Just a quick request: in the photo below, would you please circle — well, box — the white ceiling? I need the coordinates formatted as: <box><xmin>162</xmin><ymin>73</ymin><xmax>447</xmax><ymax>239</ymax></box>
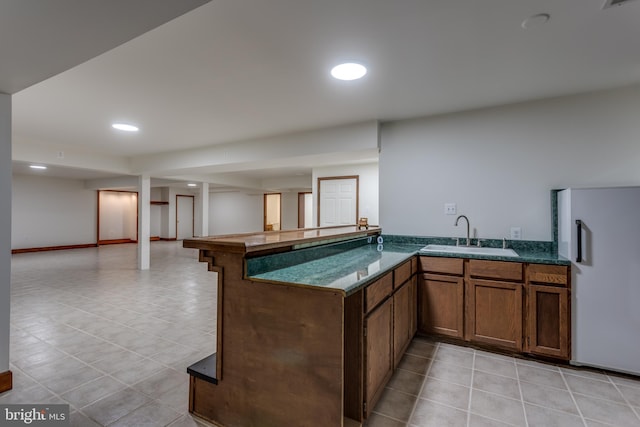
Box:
<box><xmin>8</xmin><ymin>0</ymin><xmax>640</xmax><ymax>187</ymax></box>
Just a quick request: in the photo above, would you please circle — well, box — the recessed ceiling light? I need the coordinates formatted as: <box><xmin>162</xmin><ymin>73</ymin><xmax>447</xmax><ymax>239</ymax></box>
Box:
<box><xmin>112</xmin><ymin>123</ymin><xmax>139</xmax><ymax>132</ymax></box>
<box><xmin>331</xmin><ymin>62</ymin><xmax>367</xmax><ymax>81</ymax></box>
<box><xmin>187</xmin><ymin>183</ymin><xmax>197</xmax><ymax>187</ymax></box>
<box><xmin>30</xmin><ymin>165</ymin><xmax>47</xmax><ymax>170</ymax></box>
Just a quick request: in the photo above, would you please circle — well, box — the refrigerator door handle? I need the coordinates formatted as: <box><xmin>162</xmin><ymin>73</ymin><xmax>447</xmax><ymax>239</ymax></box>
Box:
<box><xmin>576</xmin><ymin>219</ymin><xmax>583</xmax><ymax>262</ymax></box>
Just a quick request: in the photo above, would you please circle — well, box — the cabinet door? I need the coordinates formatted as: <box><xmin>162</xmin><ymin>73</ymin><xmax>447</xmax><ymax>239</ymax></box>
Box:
<box><xmin>468</xmin><ymin>278</ymin><xmax>523</xmax><ymax>351</ymax></box>
<box><xmin>393</xmin><ymin>279</ymin><xmax>415</xmax><ymax>368</ymax></box>
<box><xmin>419</xmin><ymin>274</ymin><xmax>464</xmax><ymax>339</ymax></box>
<box><xmin>364</xmin><ymin>297</ymin><xmax>393</xmax><ymax>418</ymax></box>
<box><xmin>527</xmin><ymin>285</ymin><xmax>569</xmax><ymax>360</ymax></box>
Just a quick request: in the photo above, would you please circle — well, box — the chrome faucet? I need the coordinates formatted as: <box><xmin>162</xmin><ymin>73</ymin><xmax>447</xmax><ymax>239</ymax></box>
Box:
<box><xmin>455</xmin><ymin>215</ymin><xmax>470</xmax><ymax>246</ymax></box>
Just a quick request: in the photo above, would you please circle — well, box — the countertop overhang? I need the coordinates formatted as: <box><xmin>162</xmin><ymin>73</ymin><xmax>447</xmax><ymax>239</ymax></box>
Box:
<box><xmin>183</xmin><ymin>225</ymin><xmax>381</xmax><ymax>254</ymax></box>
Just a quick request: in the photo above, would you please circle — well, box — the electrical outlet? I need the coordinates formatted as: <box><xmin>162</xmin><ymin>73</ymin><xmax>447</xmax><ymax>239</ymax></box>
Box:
<box><xmin>444</xmin><ymin>203</ymin><xmax>457</xmax><ymax>215</ymax></box>
<box><xmin>510</xmin><ymin>227</ymin><xmax>522</xmax><ymax>240</ymax></box>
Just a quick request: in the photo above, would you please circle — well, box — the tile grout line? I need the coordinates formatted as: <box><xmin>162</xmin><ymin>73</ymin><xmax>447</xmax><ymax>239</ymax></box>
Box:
<box><xmin>465</xmin><ymin>349</ymin><xmax>475</xmax><ymax>427</ymax></box>
<box><xmin>515</xmin><ymin>356</ymin><xmax>530</xmax><ymax>427</ymax></box>
<box><xmin>404</xmin><ymin>340</ymin><xmax>439</xmax><ymax>426</ymax></box>
<box><xmin>605</xmin><ymin>373</ymin><xmax>640</xmax><ymax>422</ymax></box>
<box><xmin>558</xmin><ymin>368</ymin><xmax>589</xmax><ymax>427</ymax></box>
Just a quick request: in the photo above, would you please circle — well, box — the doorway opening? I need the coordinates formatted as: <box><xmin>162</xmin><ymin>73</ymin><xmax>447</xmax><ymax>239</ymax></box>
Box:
<box><xmin>298</xmin><ymin>192</ymin><xmax>313</xmax><ymax>228</ymax></box>
<box><xmin>264</xmin><ymin>193</ymin><xmax>282</xmax><ymax>231</ymax></box>
<box><xmin>97</xmin><ymin>190</ymin><xmax>138</xmax><ymax>245</ymax></box>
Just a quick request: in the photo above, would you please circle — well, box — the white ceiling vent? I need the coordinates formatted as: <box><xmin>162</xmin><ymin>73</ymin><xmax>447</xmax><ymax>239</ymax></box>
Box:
<box><xmin>603</xmin><ymin>0</ymin><xmax>640</xmax><ymax>9</ymax></box>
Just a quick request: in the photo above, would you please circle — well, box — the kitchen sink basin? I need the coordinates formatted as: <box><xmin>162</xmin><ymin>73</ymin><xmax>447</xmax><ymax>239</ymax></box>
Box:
<box><xmin>420</xmin><ymin>244</ymin><xmax>519</xmax><ymax>257</ymax></box>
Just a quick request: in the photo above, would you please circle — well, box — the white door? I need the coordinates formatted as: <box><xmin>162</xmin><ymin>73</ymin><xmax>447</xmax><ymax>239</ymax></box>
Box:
<box><xmin>177</xmin><ymin>195</ymin><xmax>194</xmax><ymax>240</ymax></box>
<box><xmin>319</xmin><ymin>177</ymin><xmax>358</xmax><ymax>227</ymax></box>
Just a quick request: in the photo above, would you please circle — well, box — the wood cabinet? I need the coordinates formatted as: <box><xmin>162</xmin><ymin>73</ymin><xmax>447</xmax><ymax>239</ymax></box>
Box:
<box><xmin>348</xmin><ymin>258</ymin><xmax>418</xmax><ymax>420</ymax></box>
<box><xmin>467</xmin><ymin>278</ymin><xmax>523</xmax><ymax>351</ymax></box>
<box><xmin>364</xmin><ymin>297</ymin><xmax>393</xmax><ymax>416</ymax></box>
<box><xmin>393</xmin><ymin>276</ymin><xmax>416</xmax><ymax>368</ymax></box>
<box><xmin>467</xmin><ymin>260</ymin><xmax>524</xmax><ymax>351</ymax></box>
<box><xmin>419</xmin><ymin>257</ymin><xmax>464</xmax><ymax>338</ymax></box>
<box><xmin>526</xmin><ymin>264</ymin><xmax>570</xmax><ymax>359</ymax></box>
<box><xmin>418</xmin><ymin>256</ymin><xmax>570</xmax><ymax>361</ymax></box>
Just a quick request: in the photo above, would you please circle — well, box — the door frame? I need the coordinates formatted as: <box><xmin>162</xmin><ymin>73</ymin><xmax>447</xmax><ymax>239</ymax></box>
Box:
<box><xmin>263</xmin><ymin>193</ymin><xmax>282</xmax><ymax>231</ymax></box>
<box><xmin>97</xmin><ymin>189</ymin><xmax>139</xmax><ymax>245</ymax></box>
<box><xmin>176</xmin><ymin>194</ymin><xmax>195</xmax><ymax>239</ymax></box>
<box><xmin>317</xmin><ymin>176</ymin><xmax>359</xmax><ymax>227</ymax></box>
<box><xmin>297</xmin><ymin>192</ymin><xmax>312</xmax><ymax>229</ymax></box>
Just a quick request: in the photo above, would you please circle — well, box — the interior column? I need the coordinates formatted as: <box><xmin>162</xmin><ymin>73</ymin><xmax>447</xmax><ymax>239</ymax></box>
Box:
<box><xmin>200</xmin><ymin>182</ymin><xmax>209</xmax><ymax>237</ymax></box>
<box><xmin>137</xmin><ymin>175</ymin><xmax>151</xmax><ymax>270</ymax></box>
<box><xmin>0</xmin><ymin>93</ymin><xmax>12</xmax><ymax>391</ymax></box>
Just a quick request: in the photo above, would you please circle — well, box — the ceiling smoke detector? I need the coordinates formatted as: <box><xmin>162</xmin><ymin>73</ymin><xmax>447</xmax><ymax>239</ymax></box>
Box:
<box><xmin>521</xmin><ymin>13</ymin><xmax>550</xmax><ymax>30</ymax></box>
<box><xmin>603</xmin><ymin>0</ymin><xmax>640</xmax><ymax>9</ymax></box>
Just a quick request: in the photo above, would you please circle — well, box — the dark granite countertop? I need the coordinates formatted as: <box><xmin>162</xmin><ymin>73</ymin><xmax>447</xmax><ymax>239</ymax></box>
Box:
<box><xmin>248</xmin><ymin>238</ymin><xmax>569</xmax><ymax>296</ymax></box>
<box><xmin>417</xmin><ymin>247</ymin><xmax>570</xmax><ymax>265</ymax></box>
<box><xmin>248</xmin><ymin>242</ymin><xmax>420</xmax><ymax>295</ymax></box>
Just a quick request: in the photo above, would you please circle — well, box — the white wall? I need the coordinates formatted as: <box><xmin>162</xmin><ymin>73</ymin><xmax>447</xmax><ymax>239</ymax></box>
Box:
<box><xmin>208</xmin><ymin>191</ymin><xmax>263</xmax><ymax>235</ymax></box>
<box><xmin>151</xmin><ymin>205</ymin><xmax>161</xmax><ymax>237</ymax></box>
<box><xmin>150</xmin><ymin>187</ymin><xmax>162</xmax><ymax>236</ymax></box>
<box><xmin>380</xmin><ymin>84</ymin><xmax>640</xmax><ymax>241</ymax></box>
<box><xmin>312</xmin><ymin>163</ymin><xmax>379</xmax><ymax>227</ymax></box>
<box><xmin>12</xmin><ymin>175</ymin><xmax>97</xmax><ymax>249</ymax></box>
<box><xmin>281</xmin><ymin>192</ymin><xmax>299</xmax><ymax>230</ymax></box>
<box><xmin>1</xmin><ymin>93</ymin><xmax>11</xmax><ymax>375</ymax></box>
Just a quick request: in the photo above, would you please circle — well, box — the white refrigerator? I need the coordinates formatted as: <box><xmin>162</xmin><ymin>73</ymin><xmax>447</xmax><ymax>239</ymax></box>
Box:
<box><xmin>558</xmin><ymin>187</ymin><xmax>640</xmax><ymax>375</ymax></box>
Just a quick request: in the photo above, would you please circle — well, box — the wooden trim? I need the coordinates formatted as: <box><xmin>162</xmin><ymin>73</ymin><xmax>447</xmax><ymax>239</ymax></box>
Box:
<box><xmin>317</xmin><ymin>175</ymin><xmax>359</xmax><ymax>227</ymax></box>
<box><xmin>0</xmin><ymin>370</ymin><xmax>12</xmax><ymax>393</ymax></box>
<box><xmin>159</xmin><ymin>237</ymin><xmax>178</xmax><ymax>241</ymax></box>
<box><xmin>96</xmin><ymin>190</ymin><xmax>100</xmax><ymax>245</ymax></box>
<box><xmin>150</xmin><ymin>236</ymin><xmax>160</xmax><ymax>241</ymax></box>
<box><xmin>150</xmin><ymin>200</ymin><xmax>169</xmax><ymax>205</ymax></box>
<box><xmin>12</xmin><ymin>243</ymin><xmax>98</xmax><ymax>254</ymax></box>
<box><xmin>343</xmin><ymin>290</ymin><xmax>363</xmax><ymax>421</ymax></box>
<box><xmin>216</xmin><ymin>264</ymin><xmax>224</xmax><ymax>381</ymax></box>
<box><xmin>97</xmin><ymin>239</ymin><xmax>137</xmax><ymax>245</ymax></box>
<box><xmin>189</xmin><ymin>376</ymin><xmax>196</xmax><ymax>413</ymax></box>
<box><xmin>176</xmin><ymin>195</ymin><xmax>195</xmax><ymax>239</ymax></box>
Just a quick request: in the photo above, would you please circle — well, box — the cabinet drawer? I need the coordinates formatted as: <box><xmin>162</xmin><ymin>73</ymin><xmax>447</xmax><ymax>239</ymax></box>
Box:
<box><xmin>394</xmin><ymin>260</ymin><xmax>412</xmax><ymax>289</ymax></box>
<box><xmin>468</xmin><ymin>260</ymin><xmax>523</xmax><ymax>281</ymax></box>
<box><xmin>527</xmin><ymin>264</ymin><xmax>569</xmax><ymax>287</ymax></box>
<box><xmin>420</xmin><ymin>257</ymin><xmax>464</xmax><ymax>275</ymax></box>
<box><xmin>365</xmin><ymin>272</ymin><xmax>393</xmax><ymax>313</ymax></box>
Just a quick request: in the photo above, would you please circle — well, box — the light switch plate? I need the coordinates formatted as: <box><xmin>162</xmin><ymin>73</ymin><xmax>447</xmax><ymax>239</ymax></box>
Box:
<box><xmin>444</xmin><ymin>203</ymin><xmax>457</xmax><ymax>215</ymax></box>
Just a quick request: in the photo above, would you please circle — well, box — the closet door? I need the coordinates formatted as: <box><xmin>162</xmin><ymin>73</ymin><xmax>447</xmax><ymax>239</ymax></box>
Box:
<box><xmin>176</xmin><ymin>195</ymin><xmax>194</xmax><ymax>239</ymax></box>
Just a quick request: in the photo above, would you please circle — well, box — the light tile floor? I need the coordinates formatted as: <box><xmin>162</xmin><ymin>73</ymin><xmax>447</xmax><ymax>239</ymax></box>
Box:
<box><xmin>367</xmin><ymin>339</ymin><xmax>640</xmax><ymax>427</ymax></box>
<box><xmin>2</xmin><ymin>242</ymin><xmax>639</xmax><ymax>427</ymax></box>
<box><xmin>3</xmin><ymin>242</ymin><xmax>216</xmax><ymax>426</ymax></box>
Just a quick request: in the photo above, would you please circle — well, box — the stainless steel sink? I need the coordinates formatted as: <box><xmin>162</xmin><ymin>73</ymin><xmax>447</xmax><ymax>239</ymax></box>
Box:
<box><xmin>420</xmin><ymin>244</ymin><xmax>519</xmax><ymax>257</ymax></box>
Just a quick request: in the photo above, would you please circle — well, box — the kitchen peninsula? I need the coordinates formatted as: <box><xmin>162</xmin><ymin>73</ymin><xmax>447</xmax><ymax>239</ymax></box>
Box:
<box><xmin>183</xmin><ymin>226</ymin><xmax>570</xmax><ymax>427</ymax></box>
<box><xmin>183</xmin><ymin>226</ymin><xmax>420</xmax><ymax>427</ymax></box>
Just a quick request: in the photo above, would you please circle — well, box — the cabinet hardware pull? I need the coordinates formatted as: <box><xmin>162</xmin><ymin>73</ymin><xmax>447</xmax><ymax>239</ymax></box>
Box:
<box><xmin>575</xmin><ymin>220</ymin><xmax>583</xmax><ymax>263</ymax></box>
